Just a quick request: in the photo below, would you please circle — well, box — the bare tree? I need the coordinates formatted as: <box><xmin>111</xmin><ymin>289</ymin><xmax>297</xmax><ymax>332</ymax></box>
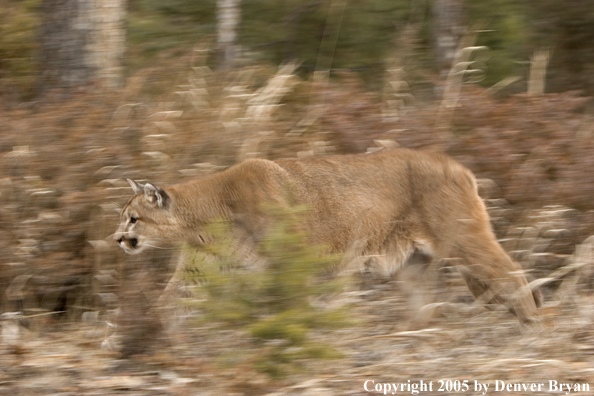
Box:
<box><xmin>217</xmin><ymin>0</ymin><xmax>242</xmax><ymax>70</ymax></box>
<box><xmin>39</xmin><ymin>0</ymin><xmax>125</xmax><ymax>91</ymax></box>
<box><xmin>432</xmin><ymin>0</ymin><xmax>465</xmax><ymax>79</ymax></box>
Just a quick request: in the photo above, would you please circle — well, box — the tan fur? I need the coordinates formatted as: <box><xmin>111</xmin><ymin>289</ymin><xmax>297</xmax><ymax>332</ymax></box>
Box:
<box><xmin>114</xmin><ymin>148</ymin><xmax>540</xmax><ymax>322</ymax></box>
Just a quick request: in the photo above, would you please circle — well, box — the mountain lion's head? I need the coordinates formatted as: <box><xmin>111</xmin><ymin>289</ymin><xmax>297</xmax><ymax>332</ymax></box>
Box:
<box><xmin>114</xmin><ymin>179</ymin><xmax>173</xmax><ymax>255</ymax></box>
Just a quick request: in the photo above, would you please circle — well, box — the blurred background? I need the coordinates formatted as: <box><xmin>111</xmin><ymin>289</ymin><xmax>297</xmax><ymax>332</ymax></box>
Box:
<box><xmin>1</xmin><ymin>0</ymin><xmax>594</xmax><ymax>394</ymax></box>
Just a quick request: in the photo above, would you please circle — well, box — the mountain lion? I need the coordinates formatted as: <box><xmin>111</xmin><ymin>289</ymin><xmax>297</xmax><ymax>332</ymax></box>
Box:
<box><xmin>114</xmin><ymin>148</ymin><xmax>541</xmax><ymax>322</ymax></box>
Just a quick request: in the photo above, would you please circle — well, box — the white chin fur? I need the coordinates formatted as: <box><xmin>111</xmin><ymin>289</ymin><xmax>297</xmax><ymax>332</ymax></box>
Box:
<box><xmin>120</xmin><ymin>243</ymin><xmax>145</xmax><ymax>255</ymax></box>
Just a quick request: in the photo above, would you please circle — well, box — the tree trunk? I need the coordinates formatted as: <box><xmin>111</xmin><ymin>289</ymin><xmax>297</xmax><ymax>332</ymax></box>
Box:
<box><xmin>90</xmin><ymin>0</ymin><xmax>126</xmax><ymax>89</ymax></box>
<box><xmin>39</xmin><ymin>0</ymin><xmax>125</xmax><ymax>91</ymax></box>
<box><xmin>217</xmin><ymin>0</ymin><xmax>242</xmax><ymax>70</ymax></box>
<box><xmin>432</xmin><ymin>0</ymin><xmax>465</xmax><ymax>79</ymax></box>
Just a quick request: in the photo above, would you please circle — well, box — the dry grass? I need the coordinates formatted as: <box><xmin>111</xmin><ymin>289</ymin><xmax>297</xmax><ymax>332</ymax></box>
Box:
<box><xmin>2</xmin><ymin>275</ymin><xmax>594</xmax><ymax>395</ymax></box>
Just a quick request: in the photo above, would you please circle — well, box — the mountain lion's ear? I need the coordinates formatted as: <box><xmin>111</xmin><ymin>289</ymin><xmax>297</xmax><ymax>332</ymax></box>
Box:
<box><xmin>127</xmin><ymin>179</ymin><xmax>144</xmax><ymax>194</ymax></box>
<box><xmin>143</xmin><ymin>183</ymin><xmax>168</xmax><ymax>208</ymax></box>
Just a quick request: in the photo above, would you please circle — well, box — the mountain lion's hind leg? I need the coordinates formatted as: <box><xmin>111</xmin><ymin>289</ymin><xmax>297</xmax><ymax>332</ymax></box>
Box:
<box><xmin>447</xmin><ymin>231</ymin><xmax>539</xmax><ymax>323</ymax></box>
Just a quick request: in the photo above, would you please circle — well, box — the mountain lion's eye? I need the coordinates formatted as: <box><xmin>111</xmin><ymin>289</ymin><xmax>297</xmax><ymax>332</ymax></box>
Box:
<box><xmin>130</xmin><ymin>217</ymin><xmax>138</xmax><ymax>224</ymax></box>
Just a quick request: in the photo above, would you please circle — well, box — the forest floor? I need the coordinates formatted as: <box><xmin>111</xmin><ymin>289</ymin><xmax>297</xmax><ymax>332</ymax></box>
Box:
<box><xmin>2</xmin><ymin>277</ymin><xmax>594</xmax><ymax>396</ymax></box>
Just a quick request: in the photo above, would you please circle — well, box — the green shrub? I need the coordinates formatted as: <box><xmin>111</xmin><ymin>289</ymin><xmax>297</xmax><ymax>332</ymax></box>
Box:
<box><xmin>183</xmin><ymin>205</ymin><xmax>353</xmax><ymax>378</ymax></box>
